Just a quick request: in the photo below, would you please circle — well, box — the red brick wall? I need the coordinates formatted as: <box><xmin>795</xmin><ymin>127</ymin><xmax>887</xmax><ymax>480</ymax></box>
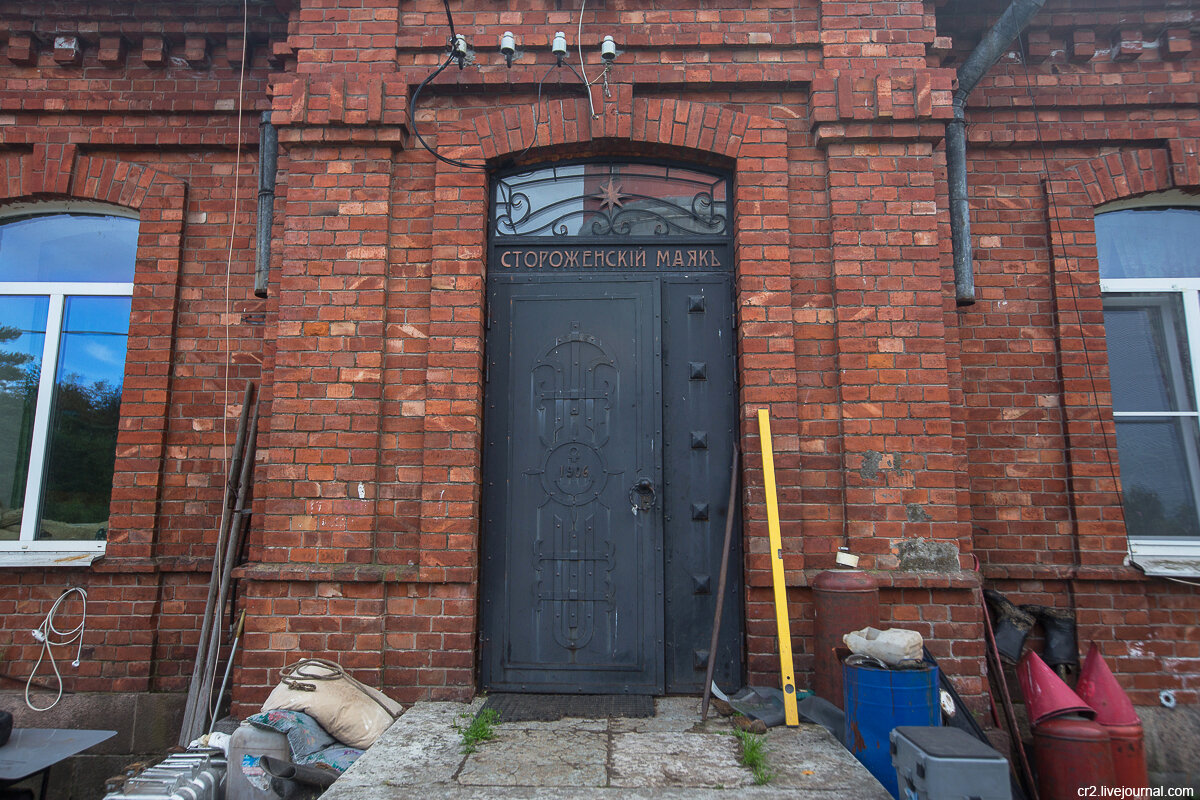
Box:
<box><xmin>0</xmin><ymin>0</ymin><xmax>1195</xmax><ymax>733</ymax></box>
<box><xmin>0</xmin><ymin>2</ymin><xmax>283</xmax><ymax>703</ymax></box>
<box><xmin>941</xmin><ymin>3</ymin><xmax>1200</xmax><ymax>705</ymax></box>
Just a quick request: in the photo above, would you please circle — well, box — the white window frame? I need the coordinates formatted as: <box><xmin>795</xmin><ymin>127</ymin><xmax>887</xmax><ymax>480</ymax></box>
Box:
<box><xmin>1</xmin><ymin>205</ymin><xmax>137</xmax><ymax>566</ymax></box>
<box><xmin>1100</xmin><ymin>205</ymin><xmax>1200</xmax><ymax>577</ymax></box>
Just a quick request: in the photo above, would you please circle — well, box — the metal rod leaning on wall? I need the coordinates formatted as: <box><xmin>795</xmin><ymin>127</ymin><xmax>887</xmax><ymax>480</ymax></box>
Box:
<box><xmin>178</xmin><ymin>381</ymin><xmax>255</xmax><ymax>746</ymax></box>
<box><xmin>190</xmin><ymin>399</ymin><xmax>259</xmax><ymax>743</ymax></box>
<box><xmin>757</xmin><ymin>409</ymin><xmax>799</xmax><ymax>726</ymax></box>
<box><xmin>209</xmin><ymin>610</ymin><xmax>247</xmax><ymax>735</ymax></box>
<box><xmin>701</xmin><ymin>443</ymin><xmax>740</xmax><ymax>722</ymax></box>
<box><xmin>981</xmin><ymin>587</ymin><xmax>1039</xmax><ymax>800</ymax></box>
<box><xmin>197</xmin><ymin>511</ymin><xmax>246</xmax><ymax>734</ymax></box>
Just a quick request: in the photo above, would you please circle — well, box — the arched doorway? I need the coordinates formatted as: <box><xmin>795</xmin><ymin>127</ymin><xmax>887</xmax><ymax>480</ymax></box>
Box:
<box><xmin>479</xmin><ymin>160</ymin><xmax>742</xmax><ymax>694</ymax></box>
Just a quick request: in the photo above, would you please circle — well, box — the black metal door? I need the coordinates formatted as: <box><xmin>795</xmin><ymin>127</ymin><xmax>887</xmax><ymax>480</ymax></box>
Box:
<box><xmin>480</xmin><ymin>160</ymin><xmax>742</xmax><ymax>695</ymax></box>
<box><xmin>661</xmin><ymin>277</ymin><xmax>742</xmax><ymax>693</ymax></box>
<box><xmin>481</xmin><ymin>280</ymin><xmax>664</xmax><ymax>693</ymax></box>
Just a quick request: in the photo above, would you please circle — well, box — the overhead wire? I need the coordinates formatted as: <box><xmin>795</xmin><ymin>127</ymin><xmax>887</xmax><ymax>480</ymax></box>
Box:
<box><xmin>1014</xmin><ymin>38</ymin><xmax>1092</xmax><ymax>615</ymax></box>
<box><xmin>407</xmin><ymin>52</ymin><xmax>488</xmax><ymax>171</ymax></box>
<box><xmin>512</xmin><ymin>63</ymin><xmax>573</xmax><ymax>166</ymax></box>
<box><xmin>441</xmin><ymin>0</ymin><xmax>457</xmax><ymax>44</ymax></box>
<box><xmin>1016</xmin><ymin>38</ymin><xmax>1154</xmax><ymax>596</ymax></box>
<box><xmin>577</xmin><ymin>0</ymin><xmax>599</xmax><ymax>118</ymax></box>
<box><xmin>220</xmin><ymin>0</ymin><xmax>250</xmax><ymax>571</ymax></box>
<box><xmin>1018</xmin><ymin>39</ymin><xmax>1117</xmax><ymax>487</ymax></box>
<box><xmin>409</xmin><ymin>0</ymin><xmax>598</xmax><ymax>169</ymax></box>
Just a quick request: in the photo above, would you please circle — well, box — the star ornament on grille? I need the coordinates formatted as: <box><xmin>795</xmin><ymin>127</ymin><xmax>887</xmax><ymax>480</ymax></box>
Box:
<box><xmin>595</xmin><ymin>178</ymin><xmax>627</xmax><ymax>210</ymax></box>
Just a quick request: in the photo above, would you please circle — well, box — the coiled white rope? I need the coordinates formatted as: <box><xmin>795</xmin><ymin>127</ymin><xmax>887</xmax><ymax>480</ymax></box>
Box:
<box><xmin>26</xmin><ymin>587</ymin><xmax>87</xmax><ymax>711</ymax></box>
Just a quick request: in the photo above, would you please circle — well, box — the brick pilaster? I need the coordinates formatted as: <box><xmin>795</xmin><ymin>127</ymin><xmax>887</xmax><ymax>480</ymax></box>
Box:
<box><xmin>825</xmin><ymin>139</ymin><xmax>969</xmax><ymax>566</ymax></box>
<box><xmin>258</xmin><ymin>144</ymin><xmax>393</xmax><ymax>567</ymax></box>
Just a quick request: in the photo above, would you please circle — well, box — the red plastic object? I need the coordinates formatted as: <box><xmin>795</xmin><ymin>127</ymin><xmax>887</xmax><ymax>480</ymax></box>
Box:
<box><xmin>1076</xmin><ymin>643</ymin><xmax>1139</xmax><ymax>725</ymax></box>
<box><xmin>812</xmin><ymin>569</ymin><xmax>878</xmax><ymax>708</ymax></box>
<box><xmin>1075</xmin><ymin>644</ymin><xmax>1148</xmax><ymax>789</ymax></box>
<box><xmin>1018</xmin><ymin>650</ymin><xmax>1095</xmax><ymax>726</ymax></box>
<box><xmin>1033</xmin><ymin>716</ymin><xmax>1116</xmax><ymax>800</ymax></box>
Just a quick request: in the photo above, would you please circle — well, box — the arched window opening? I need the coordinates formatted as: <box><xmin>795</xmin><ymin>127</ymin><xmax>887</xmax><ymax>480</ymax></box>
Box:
<box><xmin>0</xmin><ymin>211</ymin><xmax>138</xmax><ymax>553</ymax></box>
<box><xmin>1099</xmin><ymin>206</ymin><xmax>1200</xmax><ymax>554</ymax></box>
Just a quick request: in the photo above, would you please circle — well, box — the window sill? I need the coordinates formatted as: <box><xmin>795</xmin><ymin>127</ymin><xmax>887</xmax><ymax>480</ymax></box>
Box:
<box><xmin>1128</xmin><ymin>539</ymin><xmax>1200</xmax><ymax>578</ymax></box>
<box><xmin>0</xmin><ymin>543</ymin><xmax>105</xmax><ymax>568</ymax></box>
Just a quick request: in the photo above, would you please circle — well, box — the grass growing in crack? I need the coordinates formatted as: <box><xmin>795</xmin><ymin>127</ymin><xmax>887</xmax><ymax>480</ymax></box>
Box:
<box><xmin>455</xmin><ymin>708</ymin><xmax>500</xmax><ymax>754</ymax></box>
<box><xmin>734</xmin><ymin>728</ymin><xmax>773</xmax><ymax>785</ymax></box>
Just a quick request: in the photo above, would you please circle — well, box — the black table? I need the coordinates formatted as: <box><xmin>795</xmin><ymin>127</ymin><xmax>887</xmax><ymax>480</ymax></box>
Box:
<box><xmin>0</xmin><ymin>729</ymin><xmax>116</xmax><ymax>800</ymax></box>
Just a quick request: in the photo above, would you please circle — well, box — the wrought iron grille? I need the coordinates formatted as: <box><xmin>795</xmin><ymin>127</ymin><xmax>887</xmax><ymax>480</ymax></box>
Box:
<box><xmin>492</xmin><ymin>162</ymin><xmax>729</xmax><ymax>239</ymax></box>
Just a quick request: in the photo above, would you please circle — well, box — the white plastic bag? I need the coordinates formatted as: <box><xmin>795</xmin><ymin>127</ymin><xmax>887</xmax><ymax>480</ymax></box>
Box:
<box><xmin>843</xmin><ymin>626</ymin><xmax>923</xmax><ymax>665</ymax></box>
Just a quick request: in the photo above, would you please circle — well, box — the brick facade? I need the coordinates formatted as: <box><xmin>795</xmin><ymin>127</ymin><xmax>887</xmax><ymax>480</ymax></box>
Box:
<box><xmin>0</xmin><ymin>0</ymin><xmax>1197</xmax><ymax>792</ymax></box>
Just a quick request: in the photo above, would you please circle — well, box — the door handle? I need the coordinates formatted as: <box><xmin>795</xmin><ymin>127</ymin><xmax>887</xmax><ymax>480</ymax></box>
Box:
<box><xmin>629</xmin><ymin>478</ymin><xmax>657</xmax><ymax>515</ymax></box>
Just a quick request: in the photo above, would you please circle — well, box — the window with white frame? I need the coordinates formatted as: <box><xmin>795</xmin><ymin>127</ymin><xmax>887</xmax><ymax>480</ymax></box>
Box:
<box><xmin>0</xmin><ymin>210</ymin><xmax>137</xmax><ymax>564</ymax></box>
<box><xmin>1098</xmin><ymin>204</ymin><xmax>1200</xmax><ymax>575</ymax></box>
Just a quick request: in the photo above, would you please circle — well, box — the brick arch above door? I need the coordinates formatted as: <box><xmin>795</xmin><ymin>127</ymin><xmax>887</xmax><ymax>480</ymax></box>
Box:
<box><xmin>416</xmin><ymin>96</ymin><xmax>803</xmax><ymax>584</ymax></box>
<box><xmin>468</xmin><ymin>92</ymin><xmax>762</xmax><ymax>163</ymax></box>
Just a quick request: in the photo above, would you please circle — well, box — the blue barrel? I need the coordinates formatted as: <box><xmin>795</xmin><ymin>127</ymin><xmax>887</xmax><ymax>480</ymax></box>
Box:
<box><xmin>843</xmin><ymin>660</ymin><xmax>940</xmax><ymax>798</ymax></box>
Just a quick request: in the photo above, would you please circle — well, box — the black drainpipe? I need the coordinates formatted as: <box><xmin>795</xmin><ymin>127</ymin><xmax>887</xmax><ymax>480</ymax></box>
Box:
<box><xmin>255</xmin><ymin>110</ymin><xmax>278</xmax><ymax>298</ymax></box>
<box><xmin>948</xmin><ymin>0</ymin><xmax>1046</xmax><ymax>306</ymax></box>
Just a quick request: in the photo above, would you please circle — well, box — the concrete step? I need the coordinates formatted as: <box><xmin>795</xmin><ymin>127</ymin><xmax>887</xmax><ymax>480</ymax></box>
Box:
<box><xmin>322</xmin><ymin>697</ymin><xmax>891</xmax><ymax>800</ymax></box>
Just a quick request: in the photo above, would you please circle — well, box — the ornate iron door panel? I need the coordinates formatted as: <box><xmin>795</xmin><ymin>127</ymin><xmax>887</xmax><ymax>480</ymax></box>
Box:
<box><xmin>481</xmin><ymin>280</ymin><xmax>664</xmax><ymax>693</ymax></box>
<box><xmin>661</xmin><ymin>277</ymin><xmax>743</xmax><ymax>693</ymax></box>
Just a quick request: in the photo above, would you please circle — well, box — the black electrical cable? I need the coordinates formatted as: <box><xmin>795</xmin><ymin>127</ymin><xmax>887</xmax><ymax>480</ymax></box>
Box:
<box><xmin>405</xmin><ymin>0</ymin><xmax>484</xmax><ymax>169</ymax></box>
<box><xmin>409</xmin><ymin>54</ymin><xmax>593</xmax><ymax>172</ymax></box>
<box><xmin>441</xmin><ymin>0</ymin><xmax>457</xmax><ymax>46</ymax></box>
<box><xmin>512</xmin><ymin>62</ymin><xmax>586</xmax><ymax>164</ymax></box>
<box><xmin>409</xmin><ymin>0</ymin><xmax>597</xmax><ymax>171</ymax></box>
<box><xmin>1017</xmin><ymin>37</ymin><xmax>1116</xmax><ymax>595</ymax></box>
<box><xmin>408</xmin><ymin>51</ymin><xmax>487</xmax><ymax>171</ymax></box>
<box><xmin>554</xmin><ymin>58</ymin><xmax>589</xmax><ymax>89</ymax></box>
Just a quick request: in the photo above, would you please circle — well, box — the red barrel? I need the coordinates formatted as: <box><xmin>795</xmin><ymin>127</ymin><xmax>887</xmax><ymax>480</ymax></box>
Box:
<box><xmin>1033</xmin><ymin>716</ymin><xmax>1116</xmax><ymax>800</ymax></box>
<box><xmin>1105</xmin><ymin>721</ymin><xmax>1149</xmax><ymax>789</ymax></box>
<box><xmin>812</xmin><ymin>569</ymin><xmax>878</xmax><ymax>708</ymax></box>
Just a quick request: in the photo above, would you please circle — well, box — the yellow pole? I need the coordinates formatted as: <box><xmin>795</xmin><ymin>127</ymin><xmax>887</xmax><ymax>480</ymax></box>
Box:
<box><xmin>757</xmin><ymin>409</ymin><xmax>799</xmax><ymax>726</ymax></box>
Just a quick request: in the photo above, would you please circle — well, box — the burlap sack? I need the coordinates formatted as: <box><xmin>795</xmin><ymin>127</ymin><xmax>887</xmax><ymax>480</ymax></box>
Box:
<box><xmin>262</xmin><ymin>659</ymin><xmax>402</xmax><ymax>749</ymax></box>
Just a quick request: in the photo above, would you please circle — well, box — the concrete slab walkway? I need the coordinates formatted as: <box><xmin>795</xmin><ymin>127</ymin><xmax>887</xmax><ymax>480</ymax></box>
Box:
<box><xmin>322</xmin><ymin>697</ymin><xmax>892</xmax><ymax>799</ymax></box>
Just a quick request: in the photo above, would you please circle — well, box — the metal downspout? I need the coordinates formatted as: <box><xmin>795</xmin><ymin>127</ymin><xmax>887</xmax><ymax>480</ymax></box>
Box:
<box><xmin>255</xmin><ymin>111</ymin><xmax>278</xmax><ymax>298</ymax></box>
<box><xmin>948</xmin><ymin>0</ymin><xmax>1047</xmax><ymax>305</ymax></box>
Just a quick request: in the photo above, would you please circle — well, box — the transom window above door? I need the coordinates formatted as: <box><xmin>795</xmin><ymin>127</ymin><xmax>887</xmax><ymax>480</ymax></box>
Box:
<box><xmin>0</xmin><ymin>210</ymin><xmax>138</xmax><ymax>565</ymax></box>
<box><xmin>492</xmin><ymin>161</ymin><xmax>729</xmax><ymax>240</ymax></box>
